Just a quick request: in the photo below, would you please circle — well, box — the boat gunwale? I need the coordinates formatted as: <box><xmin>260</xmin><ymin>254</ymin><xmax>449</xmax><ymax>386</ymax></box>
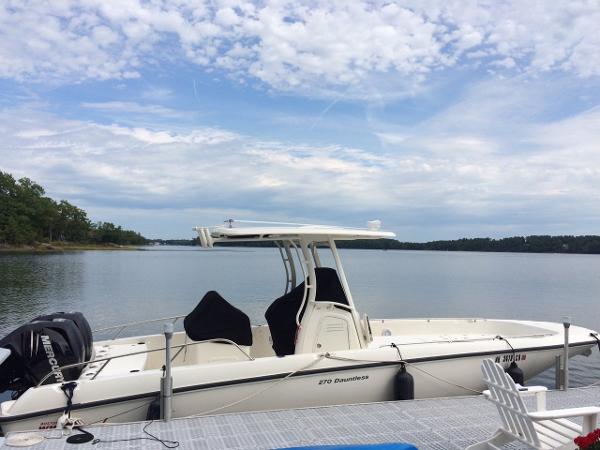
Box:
<box><xmin>1</xmin><ymin>339</ymin><xmax>596</xmax><ymax>424</ymax></box>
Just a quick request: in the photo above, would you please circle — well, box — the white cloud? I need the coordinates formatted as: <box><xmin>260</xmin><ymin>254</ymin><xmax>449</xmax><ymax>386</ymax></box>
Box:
<box><xmin>3</xmin><ymin>96</ymin><xmax>600</xmax><ymax>238</ymax></box>
<box><xmin>81</xmin><ymin>101</ymin><xmax>182</xmax><ymax>117</ymax></box>
<box><xmin>376</xmin><ymin>132</ymin><xmax>409</xmax><ymax>145</ymax></box>
<box><xmin>383</xmin><ymin>96</ymin><xmax>600</xmax><ymax>217</ymax></box>
<box><xmin>1</xmin><ymin>1</ymin><xmax>599</xmax><ymax>97</ymax></box>
<box><xmin>141</xmin><ymin>87</ymin><xmax>174</xmax><ymax>101</ymax></box>
<box><xmin>0</xmin><ymin>107</ymin><xmax>393</xmax><ymax>215</ymax></box>
<box><xmin>91</xmin><ymin>25</ymin><xmax>119</xmax><ymax>47</ymax></box>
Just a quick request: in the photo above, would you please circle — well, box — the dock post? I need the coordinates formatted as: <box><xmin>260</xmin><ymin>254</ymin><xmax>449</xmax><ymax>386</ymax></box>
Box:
<box><xmin>161</xmin><ymin>322</ymin><xmax>174</xmax><ymax>420</ymax></box>
<box><xmin>562</xmin><ymin>317</ymin><xmax>570</xmax><ymax>391</ymax></box>
<box><xmin>554</xmin><ymin>355</ymin><xmax>561</xmax><ymax>390</ymax></box>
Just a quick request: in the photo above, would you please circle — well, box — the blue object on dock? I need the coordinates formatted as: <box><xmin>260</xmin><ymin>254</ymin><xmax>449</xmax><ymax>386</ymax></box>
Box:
<box><xmin>279</xmin><ymin>444</ymin><xmax>417</xmax><ymax>450</ymax></box>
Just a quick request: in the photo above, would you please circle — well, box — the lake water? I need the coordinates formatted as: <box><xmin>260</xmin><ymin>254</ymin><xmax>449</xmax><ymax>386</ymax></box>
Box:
<box><xmin>1</xmin><ymin>247</ymin><xmax>599</xmax><ymax>398</ymax></box>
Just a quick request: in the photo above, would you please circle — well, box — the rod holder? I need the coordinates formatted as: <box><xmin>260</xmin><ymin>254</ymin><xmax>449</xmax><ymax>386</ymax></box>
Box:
<box><xmin>160</xmin><ymin>322</ymin><xmax>174</xmax><ymax>420</ymax></box>
<box><xmin>562</xmin><ymin>316</ymin><xmax>570</xmax><ymax>391</ymax></box>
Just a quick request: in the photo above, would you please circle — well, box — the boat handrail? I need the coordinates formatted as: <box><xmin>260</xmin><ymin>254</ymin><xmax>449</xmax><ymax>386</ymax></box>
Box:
<box><xmin>35</xmin><ymin>337</ymin><xmax>254</xmax><ymax>387</ymax></box>
<box><xmin>93</xmin><ymin>315</ymin><xmax>187</xmax><ymax>340</ymax></box>
<box><xmin>373</xmin><ymin>332</ymin><xmax>556</xmax><ymax>347</ymax></box>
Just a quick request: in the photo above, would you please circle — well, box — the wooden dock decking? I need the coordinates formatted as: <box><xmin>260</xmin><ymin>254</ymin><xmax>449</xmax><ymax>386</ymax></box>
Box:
<box><xmin>2</xmin><ymin>386</ymin><xmax>600</xmax><ymax>449</ymax></box>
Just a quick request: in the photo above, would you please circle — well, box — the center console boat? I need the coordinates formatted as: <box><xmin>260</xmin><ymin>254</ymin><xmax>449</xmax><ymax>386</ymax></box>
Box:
<box><xmin>1</xmin><ymin>220</ymin><xmax>598</xmax><ymax>433</ymax></box>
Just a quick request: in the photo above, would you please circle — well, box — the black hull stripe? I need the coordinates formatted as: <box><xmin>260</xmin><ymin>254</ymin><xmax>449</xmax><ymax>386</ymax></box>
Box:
<box><xmin>0</xmin><ymin>340</ymin><xmax>595</xmax><ymax>424</ymax></box>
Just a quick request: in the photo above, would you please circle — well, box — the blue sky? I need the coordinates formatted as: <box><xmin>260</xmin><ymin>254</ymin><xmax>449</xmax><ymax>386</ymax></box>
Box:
<box><xmin>2</xmin><ymin>1</ymin><xmax>600</xmax><ymax>240</ymax></box>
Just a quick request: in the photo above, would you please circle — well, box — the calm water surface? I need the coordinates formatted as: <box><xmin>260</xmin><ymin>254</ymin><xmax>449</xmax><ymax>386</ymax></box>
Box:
<box><xmin>1</xmin><ymin>247</ymin><xmax>599</xmax><ymax>392</ymax></box>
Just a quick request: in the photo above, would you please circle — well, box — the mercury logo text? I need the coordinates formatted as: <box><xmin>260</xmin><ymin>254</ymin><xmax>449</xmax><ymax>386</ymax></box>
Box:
<box><xmin>40</xmin><ymin>335</ymin><xmax>65</xmax><ymax>383</ymax></box>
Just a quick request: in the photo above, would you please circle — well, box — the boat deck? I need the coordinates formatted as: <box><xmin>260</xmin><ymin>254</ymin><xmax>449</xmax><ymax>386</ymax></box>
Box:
<box><xmin>2</xmin><ymin>386</ymin><xmax>600</xmax><ymax>449</ymax></box>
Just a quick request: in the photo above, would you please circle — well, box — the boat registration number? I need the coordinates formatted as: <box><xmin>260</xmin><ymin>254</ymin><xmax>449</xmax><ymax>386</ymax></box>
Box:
<box><xmin>495</xmin><ymin>353</ymin><xmax>527</xmax><ymax>363</ymax></box>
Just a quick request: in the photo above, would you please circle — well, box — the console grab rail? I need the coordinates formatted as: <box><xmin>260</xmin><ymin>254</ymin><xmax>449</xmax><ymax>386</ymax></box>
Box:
<box><xmin>36</xmin><ymin>338</ymin><xmax>254</xmax><ymax>387</ymax></box>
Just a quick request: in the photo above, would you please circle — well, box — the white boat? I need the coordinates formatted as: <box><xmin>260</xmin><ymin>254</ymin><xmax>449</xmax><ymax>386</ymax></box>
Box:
<box><xmin>1</xmin><ymin>220</ymin><xmax>598</xmax><ymax>434</ymax></box>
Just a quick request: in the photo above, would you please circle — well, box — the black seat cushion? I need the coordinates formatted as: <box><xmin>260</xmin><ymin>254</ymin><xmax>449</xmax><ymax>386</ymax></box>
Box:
<box><xmin>265</xmin><ymin>267</ymin><xmax>348</xmax><ymax>356</ymax></box>
<box><xmin>184</xmin><ymin>291</ymin><xmax>252</xmax><ymax>346</ymax></box>
<box><xmin>265</xmin><ymin>282</ymin><xmax>306</xmax><ymax>356</ymax></box>
<box><xmin>313</xmin><ymin>267</ymin><xmax>348</xmax><ymax>305</ymax></box>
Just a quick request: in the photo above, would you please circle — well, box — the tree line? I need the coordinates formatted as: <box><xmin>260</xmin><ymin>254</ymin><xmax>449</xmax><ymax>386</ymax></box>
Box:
<box><xmin>0</xmin><ymin>171</ymin><xmax>147</xmax><ymax>246</ymax></box>
<box><xmin>150</xmin><ymin>235</ymin><xmax>600</xmax><ymax>254</ymax></box>
<box><xmin>336</xmin><ymin>236</ymin><xmax>600</xmax><ymax>253</ymax></box>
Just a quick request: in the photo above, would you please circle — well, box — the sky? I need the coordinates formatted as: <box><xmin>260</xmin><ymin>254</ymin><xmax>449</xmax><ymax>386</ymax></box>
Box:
<box><xmin>1</xmin><ymin>0</ymin><xmax>600</xmax><ymax>240</ymax></box>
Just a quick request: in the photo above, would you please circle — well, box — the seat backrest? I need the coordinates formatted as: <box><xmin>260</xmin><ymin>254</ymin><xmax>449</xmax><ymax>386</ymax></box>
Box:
<box><xmin>184</xmin><ymin>291</ymin><xmax>252</xmax><ymax>346</ymax></box>
<box><xmin>265</xmin><ymin>267</ymin><xmax>350</xmax><ymax>356</ymax></box>
<box><xmin>481</xmin><ymin>359</ymin><xmax>540</xmax><ymax>447</ymax></box>
<box><xmin>264</xmin><ymin>282</ymin><xmax>306</xmax><ymax>356</ymax></box>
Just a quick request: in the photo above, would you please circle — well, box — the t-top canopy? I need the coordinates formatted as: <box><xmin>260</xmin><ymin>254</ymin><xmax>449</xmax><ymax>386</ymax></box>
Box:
<box><xmin>193</xmin><ymin>220</ymin><xmax>396</xmax><ymax>247</ymax></box>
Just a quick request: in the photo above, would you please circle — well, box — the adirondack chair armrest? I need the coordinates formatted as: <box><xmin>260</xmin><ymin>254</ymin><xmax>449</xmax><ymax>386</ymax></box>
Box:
<box><xmin>515</xmin><ymin>385</ymin><xmax>547</xmax><ymax>394</ymax></box>
<box><xmin>529</xmin><ymin>406</ymin><xmax>600</xmax><ymax>420</ymax></box>
<box><xmin>483</xmin><ymin>385</ymin><xmax>548</xmax><ymax>410</ymax></box>
<box><xmin>529</xmin><ymin>406</ymin><xmax>600</xmax><ymax>434</ymax></box>
<box><xmin>517</xmin><ymin>385</ymin><xmax>548</xmax><ymax>410</ymax></box>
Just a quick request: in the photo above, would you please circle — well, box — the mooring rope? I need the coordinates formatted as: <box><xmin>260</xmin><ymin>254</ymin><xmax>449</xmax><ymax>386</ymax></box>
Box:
<box><xmin>322</xmin><ymin>351</ymin><xmax>484</xmax><ymax>395</ymax></box>
<box><xmin>192</xmin><ymin>353</ymin><xmax>327</xmax><ymax>416</ymax></box>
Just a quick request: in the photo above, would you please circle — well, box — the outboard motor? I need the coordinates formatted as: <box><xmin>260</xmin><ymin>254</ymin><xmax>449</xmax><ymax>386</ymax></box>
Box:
<box><xmin>0</xmin><ymin>312</ymin><xmax>92</xmax><ymax>395</ymax></box>
<box><xmin>33</xmin><ymin>312</ymin><xmax>93</xmax><ymax>361</ymax></box>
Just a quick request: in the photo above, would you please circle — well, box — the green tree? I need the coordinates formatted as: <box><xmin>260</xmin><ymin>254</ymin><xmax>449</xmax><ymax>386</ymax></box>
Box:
<box><xmin>0</xmin><ymin>174</ymin><xmax>41</xmax><ymax>244</ymax></box>
<box><xmin>56</xmin><ymin>200</ymin><xmax>91</xmax><ymax>242</ymax></box>
<box><xmin>0</xmin><ymin>172</ymin><xmax>18</xmax><ymax>243</ymax></box>
<box><xmin>37</xmin><ymin>197</ymin><xmax>59</xmax><ymax>241</ymax></box>
<box><xmin>0</xmin><ymin>170</ymin><xmax>146</xmax><ymax>246</ymax></box>
<box><xmin>90</xmin><ymin>222</ymin><xmax>146</xmax><ymax>245</ymax></box>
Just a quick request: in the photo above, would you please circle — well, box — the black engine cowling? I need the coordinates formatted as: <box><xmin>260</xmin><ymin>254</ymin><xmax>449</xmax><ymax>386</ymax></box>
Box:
<box><xmin>0</xmin><ymin>311</ymin><xmax>93</xmax><ymax>395</ymax></box>
<box><xmin>33</xmin><ymin>311</ymin><xmax>93</xmax><ymax>361</ymax></box>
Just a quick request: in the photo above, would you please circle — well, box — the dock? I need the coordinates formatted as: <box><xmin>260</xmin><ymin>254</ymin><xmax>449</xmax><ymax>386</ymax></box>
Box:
<box><xmin>2</xmin><ymin>386</ymin><xmax>600</xmax><ymax>449</ymax></box>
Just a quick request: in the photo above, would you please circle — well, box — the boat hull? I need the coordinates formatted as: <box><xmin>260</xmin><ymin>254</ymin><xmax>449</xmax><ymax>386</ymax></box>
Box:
<box><xmin>0</xmin><ymin>339</ymin><xmax>595</xmax><ymax>434</ymax></box>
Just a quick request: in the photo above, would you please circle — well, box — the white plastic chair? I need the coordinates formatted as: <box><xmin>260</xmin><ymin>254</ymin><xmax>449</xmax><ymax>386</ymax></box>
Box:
<box><xmin>466</xmin><ymin>359</ymin><xmax>600</xmax><ymax>450</ymax></box>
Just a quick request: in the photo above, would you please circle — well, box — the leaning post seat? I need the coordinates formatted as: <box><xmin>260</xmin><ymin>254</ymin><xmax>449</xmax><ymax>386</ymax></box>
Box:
<box><xmin>184</xmin><ymin>291</ymin><xmax>253</xmax><ymax>346</ymax></box>
<box><xmin>311</xmin><ymin>267</ymin><xmax>349</xmax><ymax>306</ymax></box>
<box><xmin>265</xmin><ymin>283</ymin><xmax>306</xmax><ymax>356</ymax></box>
<box><xmin>265</xmin><ymin>267</ymin><xmax>349</xmax><ymax>356</ymax></box>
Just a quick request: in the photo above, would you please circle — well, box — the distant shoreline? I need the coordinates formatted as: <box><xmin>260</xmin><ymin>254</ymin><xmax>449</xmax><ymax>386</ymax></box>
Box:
<box><xmin>150</xmin><ymin>235</ymin><xmax>600</xmax><ymax>255</ymax></box>
<box><xmin>4</xmin><ymin>234</ymin><xmax>600</xmax><ymax>255</ymax></box>
<box><xmin>0</xmin><ymin>243</ymin><xmax>141</xmax><ymax>253</ymax></box>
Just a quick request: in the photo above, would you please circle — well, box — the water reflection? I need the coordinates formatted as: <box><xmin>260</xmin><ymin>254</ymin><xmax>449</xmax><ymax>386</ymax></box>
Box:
<box><xmin>0</xmin><ymin>253</ymin><xmax>85</xmax><ymax>325</ymax></box>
